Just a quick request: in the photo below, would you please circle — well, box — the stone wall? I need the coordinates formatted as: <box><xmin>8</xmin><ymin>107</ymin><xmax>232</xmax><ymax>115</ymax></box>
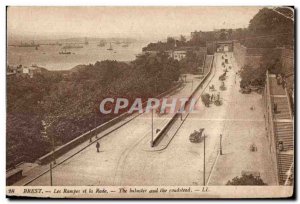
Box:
<box><xmin>233</xmin><ymin>42</ymin><xmax>246</xmax><ymax>68</ymax></box>
<box><xmin>262</xmin><ymin>73</ymin><xmax>280</xmax><ymax>185</ymax></box>
<box><xmin>281</xmin><ymin>48</ymin><xmax>294</xmax><ymax>75</ymax></box>
<box><xmin>233</xmin><ymin>42</ymin><xmax>294</xmax><ymax>74</ymax></box>
<box><xmin>233</xmin><ymin>42</ymin><xmax>264</xmax><ymax>69</ymax></box>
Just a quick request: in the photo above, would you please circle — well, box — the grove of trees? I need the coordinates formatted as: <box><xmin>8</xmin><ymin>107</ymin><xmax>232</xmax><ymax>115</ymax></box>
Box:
<box><xmin>7</xmin><ymin>52</ymin><xmax>180</xmax><ymax>168</ymax></box>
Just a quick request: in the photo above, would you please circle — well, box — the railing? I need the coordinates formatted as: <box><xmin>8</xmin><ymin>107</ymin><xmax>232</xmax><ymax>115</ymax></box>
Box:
<box><xmin>285</xmin><ymin>87</ymin><xmax>294</xmax><ymax>120</ymax></box>
<box><xmin>37</xmin><ymin>82</ymin><xmax>183</xmax><ymax>165</ymax></box>
<box><xmin>265</xmin><ymin>70</ymin><xmax>280</xmax><ymax>185</ymax></box>
<box><xmin>284</xmin><ymin>161</ymin><xmax>294</xmax><ymax>186</ymax></box>
<box><xmin>152</xmin><ymin>55</ymin><xmax>214</xmax><ymax>146</ymax></box>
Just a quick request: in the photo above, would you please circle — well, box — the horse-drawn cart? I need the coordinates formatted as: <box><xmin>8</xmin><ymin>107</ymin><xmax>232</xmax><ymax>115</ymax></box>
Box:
<box><xmin>189</xmin><ymin>128</ymin><xmax>205</xmax><ymax>143</ymax></box>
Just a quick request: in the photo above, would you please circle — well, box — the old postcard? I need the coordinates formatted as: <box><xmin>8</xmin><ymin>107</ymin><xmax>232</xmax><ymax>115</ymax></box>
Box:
<box><xmin>6</xmin><ymin>6</ymin><xmax>294</xmax><ymax>199</ymax></box>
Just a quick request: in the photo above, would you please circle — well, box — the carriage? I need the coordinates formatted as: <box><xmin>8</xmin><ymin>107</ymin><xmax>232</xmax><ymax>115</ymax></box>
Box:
<box><xmin>219</xmin><ymin>72</ymin><xmax>226</xmax><ymax>81</ymax></box>
<box><xmin>189</xmin><ymin>128</ymin><xmax>205</xmax><ymax>143</ymax></box>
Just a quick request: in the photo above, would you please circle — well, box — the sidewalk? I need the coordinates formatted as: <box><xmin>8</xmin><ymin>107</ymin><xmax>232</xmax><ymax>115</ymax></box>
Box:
<box><xmin>207</xmin><ymin>53</ymin><xmax>277</xmax><ymax>185</ymax></box>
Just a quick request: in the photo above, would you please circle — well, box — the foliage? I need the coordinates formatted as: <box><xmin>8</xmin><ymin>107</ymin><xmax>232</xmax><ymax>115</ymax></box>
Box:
<box><xmin>239</xmin><ymin>49</ymin><xmax>283</xmax><ymax>89</ymax></box>
<box><xmin>239</xmin><ymin>65</ymin><xmax>266</xmax><ymax>89</ymax></box>
<box><xmin>179</xmin><ymin>51</ymin><xmax>205</xmax><ymax>74</ymax></box>
<box><xmin>226</xmin><ymin>174</ymin><xmax>267</xmax><ymax>185</ymax></box>
<box><xmin>7</xmin><ymin>53</ymin><xmax>180</xmax><ymax>168</ymax></box>
<box><xmin>245</xmin><ymin>7</ymin><xmax>294</xmax><ymax>48</ymax></box>
<box><xmin>201</xmin><ymin>93</ymin><xmax>210</xmax><ymax>107</ymax></box>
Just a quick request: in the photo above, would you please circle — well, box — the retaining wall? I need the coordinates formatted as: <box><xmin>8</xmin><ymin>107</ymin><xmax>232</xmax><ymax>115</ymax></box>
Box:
<box><xmin>152</xmin><ymin>55</ymin><xmax>214</xmax><ymax>146</ymax></box>
<box><xmin>37</xmin><ymin>83</ymin><xmax>182</xmax><ymax>164</ymax></box>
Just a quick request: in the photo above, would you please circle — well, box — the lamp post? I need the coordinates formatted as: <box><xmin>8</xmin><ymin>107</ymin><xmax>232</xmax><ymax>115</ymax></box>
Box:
<box><xmin>45</xmin><ymin>117</ymin><xmax>58</xmax><ymax>186</ymax></box>
<box><xmin>220</xmin><ymin>134</ymin><xmax>223</xmax><ymax>155</ymax></box>
<box><xmin>151</xmin><ymin>107</ymin><xmax>154</xmax><ymax>147</ymax></box>
<box><xmin>203</xmin><ymin>134</ymin><xmax>206</xmax><ymax>186</ymax></box>
<box><xmin>50</xmin><ymin>163</ymin><xmax>53</xmax><ymax>186</ymax></box>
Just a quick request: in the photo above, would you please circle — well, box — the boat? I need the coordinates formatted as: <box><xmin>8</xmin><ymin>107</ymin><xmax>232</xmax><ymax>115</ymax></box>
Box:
<box><xmin>18</xmin><ymin>40</ymin><xmax>40</xmax><ymax>48</ymax></box>
<box><xmin>107</xmin><ymin>43</ymin><xmax>113</xmax><ymax>51</ymax></box>
<box><xmin>122</xmin><ymin>43</ymin><xmax>129</xmax><ymax>47</ymax></box>
<box><xmin>97</xmin><ymin>40</ymin><xmax>106</xmax><ymax>47</ymax></box>
<box><xmin>59</xmin><ymin>49</ymin><xmax>71</xmax><ymax>55</ymax></box>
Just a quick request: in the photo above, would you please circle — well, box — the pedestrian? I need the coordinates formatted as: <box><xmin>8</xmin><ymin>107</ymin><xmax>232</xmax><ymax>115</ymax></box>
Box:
<box><xmin>282</xmin><ymin>78</ymin><xmax>287</xmax><ymax>89</ymax></box>
<box><xmin>96</xmin><ymin>141</ymin><xmax>100</xmax><ymax>153</ymax></box>
<box><xmin>274</xmin><ymin>103</ymin><xmax>278</xmax><ymax>113</ymax></box>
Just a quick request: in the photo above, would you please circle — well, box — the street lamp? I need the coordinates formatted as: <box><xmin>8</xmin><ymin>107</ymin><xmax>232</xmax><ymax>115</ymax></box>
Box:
<box><xmin>44</xmin><ymin>117</ymin><xmax>58</xmax><ymax>186</ymax></box>
<box><xmin>203</xmin><ymin>134</ymin><xmax>206</xmax><ymax>186</ymax></box>
<box><xmin>150</xmin><ymin>100</ymin><xmax>156</xmax><ymax>147</ymax></box>
<box><xmin>151</xmin><ymin>107</ymin><xmax>154</xmax><ymax>147</ymax></box>
<box><xmin>220</xmin><ymin>134</ymin><xmax>223</xmax><ymax>155</ymax></box>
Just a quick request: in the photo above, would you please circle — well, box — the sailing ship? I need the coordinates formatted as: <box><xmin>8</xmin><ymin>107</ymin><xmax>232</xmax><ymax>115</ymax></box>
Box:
<box><xmin>59</xmin><ymin>49</ymin><xmax>71</xmax><ymax>55</ymax></box>
<box><xmin>84</xmin><ymin>37</ymin><xmax>89</xmax><ymax>45</ymax></box>
<box><xmin>97</xmin><ymin>40</ymin><xmax>106</xmax><ymax>47</ymax></box>
<box><xmin>107</xmin><ymin>43</ymin><xmax>113</xmax><ymax>51</ymax></box>
<box><xmin>18</xmin><ymin>40</ymin><xmax>40</xmax><ymax>48</ymax></box>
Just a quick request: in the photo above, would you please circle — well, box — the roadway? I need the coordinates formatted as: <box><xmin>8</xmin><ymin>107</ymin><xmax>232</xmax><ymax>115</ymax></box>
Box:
<box><xmin>27</xmin><ymin>52</ymin><xmax>275</xmax><ymax>186</ymax></box>
<box><xmin>26</xmin><ymin>68</ymin><xmax>209</xmax><ymax>186</ymax></box>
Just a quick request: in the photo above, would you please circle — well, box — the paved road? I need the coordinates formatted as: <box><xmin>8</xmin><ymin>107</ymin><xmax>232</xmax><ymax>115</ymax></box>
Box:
<box><xmin>208</xmin><ymin>53</ymin><xmax>277</xmax><ymax>185</ymax></box>
<box><xmin>27</xmin><ymin>71</ymin><xmax>208</xmax><ymax>186</ymax></box>
<box><xmin>28</xmin><ymin>52</ymin><xmax>275</xmax><ymax>186</ymax></box>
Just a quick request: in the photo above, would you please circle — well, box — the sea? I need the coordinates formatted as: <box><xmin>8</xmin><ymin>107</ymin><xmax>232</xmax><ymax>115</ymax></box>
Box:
<box><xmin>7</xmin><ymin>41</ymin><xmax>149</xmax><ymax>71</ymax></box>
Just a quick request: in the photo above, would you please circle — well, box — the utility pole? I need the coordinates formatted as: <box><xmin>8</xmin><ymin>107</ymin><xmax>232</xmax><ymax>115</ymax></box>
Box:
<box><xmin>50</xmin><ymin>132</ymin><xmax>56</xmax><ymax>186</ymax></box>
<box><xmin>50</xmin><ymin>163</ymin><xmax>53</xmax><ymax>186</ymax></box>
<box><xmin>203</xmin><ymin>134</ymin><xmax>206</xmax><ymax>186</ymax></box>
<box><xmin>220</xmin><ymin>134</ymin><xmax>223</xmax><ymax>155</ymax></box>
<box><xmin>52</xmin><ymin>134</ymin><xmax>56</xmax><ymax>164</ymax></box>
<box><xmin>151</xmin><ymin>106</ymin><xmax>154</xmax><ymax>147</ymax></box>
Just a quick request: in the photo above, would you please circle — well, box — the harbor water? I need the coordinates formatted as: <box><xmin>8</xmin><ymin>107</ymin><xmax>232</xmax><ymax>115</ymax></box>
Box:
<box><xmin>7</xmin><ymin>41</ymin><xmax>148</xmax><ymax>71</ymax></box>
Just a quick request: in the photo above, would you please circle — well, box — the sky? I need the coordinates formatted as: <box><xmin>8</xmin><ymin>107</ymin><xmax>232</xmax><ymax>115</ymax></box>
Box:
<box><xmin>7</xmin><ymin>6</ymin><xmax>263</xmax><ymax>41</ymax></box>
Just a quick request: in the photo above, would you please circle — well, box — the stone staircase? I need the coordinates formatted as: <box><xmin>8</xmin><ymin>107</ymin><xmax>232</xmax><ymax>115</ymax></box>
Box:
<box><xmin>272</xmin><ymin>97</ymin><xmax>291</xmax><ymax>120</ymax></box>
<box><xmin>278</xmin><ymin>153</ymin><xmax>293</xmax><ymax>185</ymax></box>
<box><xmin>269</xmin><ymin>77</ymin><xmax>285</xmax><ymax>95</ymax></box>
<box><xmin>274</xmin><ymin>122</ymin><xmax>293</xmax><ymax>151</ymax></box>
<box><xmin>268</xmin><ymin>75</ymin><xmax>294</xmax><ymax>185</ymax></box>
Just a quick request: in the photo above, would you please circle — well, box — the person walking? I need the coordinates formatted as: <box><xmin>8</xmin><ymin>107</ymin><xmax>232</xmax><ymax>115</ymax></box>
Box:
<box><xmin>96</xmin><ymin>141</ymin><xmax>100</xmax><ymax>153</ymax></box>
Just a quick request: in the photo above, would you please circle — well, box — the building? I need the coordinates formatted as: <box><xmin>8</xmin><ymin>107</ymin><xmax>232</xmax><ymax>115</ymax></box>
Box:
<box><xmin>7</xmin><ymin>64</ymin><xmax>37</xmax><ymax>78</ymax></box>
<box><xmin>169</xmin><ymin>50</ymin><xmax>187</xmax><ymax>61</ymax></box>
<box><xmin>167</xmin><ymin>46</ymin><xmax>207</xmax><ymax>61</ymax></box>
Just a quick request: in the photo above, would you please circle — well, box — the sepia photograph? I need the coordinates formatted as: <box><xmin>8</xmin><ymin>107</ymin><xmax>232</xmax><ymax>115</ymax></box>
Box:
<box><xmin>5</xmin><ymin>6</ymin><xmax>294</xmax><ymax>199</ymax></box>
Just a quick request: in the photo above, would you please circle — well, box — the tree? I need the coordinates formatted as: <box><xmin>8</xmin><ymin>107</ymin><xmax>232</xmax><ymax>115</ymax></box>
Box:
<box><xmin>179</xmin><ymin>51</ymin><xmax>205</xmax><ymax>74</ymax></box>
<box><xmin>167</xmin><ymin>37</ymin><xmax>175</xmax><ymax>46</ymax></box>
<box><xmin>180</xmin><ymin>35</ymin><xmax>186</xmax><ymax>43</ymax></box>
<box><xmin>7</xmin><ymin>54</ymin><xmax>181</xmax><ymax>168</ymax></box>
<box><xmin>201</xmin><ymin>93</ymin><xmax>210</xmax><ymax>107</ymax></box>
<box><xmin>219</xmin><ymin>31</ymin><xmax>227</xmax><ymax>41</ymax></box>
<box><xmin>226</xmin><ymin>174</ymin><xmax>267</xmax><ymax>185</ymax></box>
<box><xmin>239</xmin><ymin>48</ymin><xmax>283</xmax><ymax>89</ymax></box>
<box><xmin>247</xmin><ymin>7</ymin><xmax>294</xmax><ymax>47</ymax></box>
